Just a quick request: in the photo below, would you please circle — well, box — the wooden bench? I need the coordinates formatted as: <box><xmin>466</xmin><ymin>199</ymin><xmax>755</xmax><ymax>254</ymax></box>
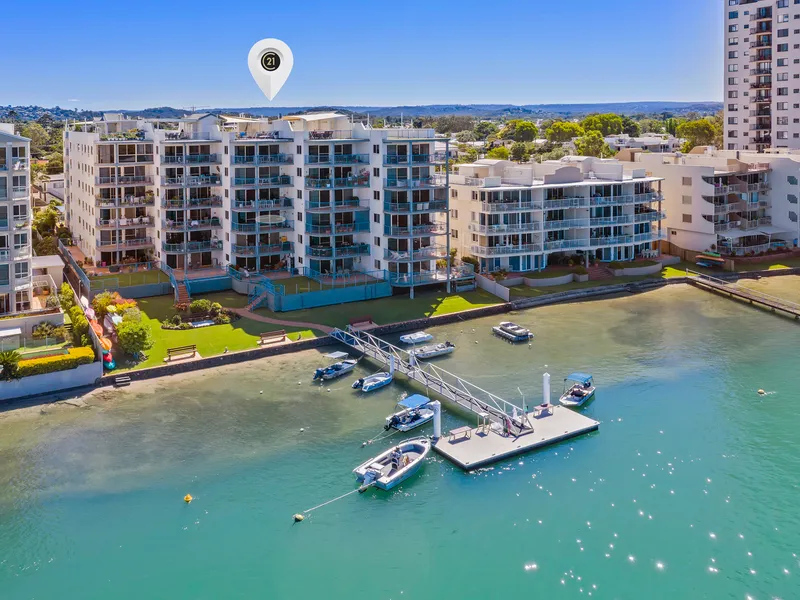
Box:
<box><xmin>258</xmin><ymin>330</ymin><xmax>286</xmax><ymax>345</ymax></box>
<box><xmin>449</xmin><ymin>426</ymin><xmax>472</xmax><ymax>441</ymax></box>
<box><xmin>165</xmin><ymin>344</ymin><xmax>197</xmax><ymax>361</ymax></box>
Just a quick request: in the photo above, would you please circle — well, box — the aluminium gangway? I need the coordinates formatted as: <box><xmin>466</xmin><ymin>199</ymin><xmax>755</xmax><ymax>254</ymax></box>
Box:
<box><xmin>330</xmin><ymin>326</ymin><xmax>531</xmax><ymax>428</ymax></box>
<box><xmin>686</xmin><ymin>270</ymin><xmax>800</xmax><ymax>320</ymax></box>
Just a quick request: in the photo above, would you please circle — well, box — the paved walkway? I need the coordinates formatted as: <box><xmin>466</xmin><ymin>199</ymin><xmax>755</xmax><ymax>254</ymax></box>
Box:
<box><xmin>229</xmin><ymin>308</ymin><xmax>334</xmax><ymax>334</ymax></box>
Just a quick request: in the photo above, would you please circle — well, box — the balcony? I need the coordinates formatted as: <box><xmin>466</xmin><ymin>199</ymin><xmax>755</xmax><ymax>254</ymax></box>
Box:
<box><xmin>383</xmin><ymin>152</ymin><xmax>447</xmax><ymax>166</ymax></box>
<box><xmin>14</xmin><ymin>244</ymin><xmax>31</xmax><ymax>259</ymax></box>
<box><xmin>470</xmin><ymin>244</ymin><xmax>539</xmax><ymax>257</ymax></box>
<box><xmin>589</xmin><ymin>235</ymin><xmax>634</xmax><ymax>247</ymax></box>
<box><xmin>468</xmin><ymin>222</ymin><xmax>541</xmax><ymax>234</ymax></box>
<box><xmin>544</xmin><ymin>218</ymin><xmax>591</xmax><ymax>231</ymax></box>
<box><xmin>750</xmin><ymin>123</ymin><xmax>772</xmax><ymax>131</ymax></box>
<box><xmin>384</xmin><ymin>200</ymin><xmax>448</xmax><ymax>213</ymax></box>
<box><xmin>305</xmin><ymin>222</ymin><xmax>370</xmax><ymax>235</ymax></box>
<box><xmin>752</xmin><ymin>136</ymin><xmax>772</xmax><ymax>144</ymax></box>
<box><xmin>307</xmin><ymin>130</ymin><xmax>364</xmax><ymax>141</ymax></box>
<box><xmin>305</xmin><ymin>175</ymin><xmax>369</xmax><ymax>189</ymax></box>
<box><xmin>384</xmin><ymin>245</ymin><xmax>448</xmax><ymax>261</ymax></box>
<box><xmin>333</xmin><ymin>154</ymin><xmax>370</xmax><ymax>165</ymax></box>
<box><xmin>749</xmin><ymin>39</ymin><xmax>772</xmax><ymax>50</ymax></box>
<box><xmin>543</xmin><ymin>197</ymin><xmax>589</xmax><ymax>210</ymax></box>
<box><xmin>750</xmin><ymin>51</ymin><xmax>772</xmax><ymax>63</ymax></box>
<box><xmin>96</xmin><ymin>175</ymin><xmax>154</xmax><ymax>186</ymax></box>
<box><xmin>750</xmin><ymin>67</ymin><xmax>772</xmax><ymax>76</ymax></box>
<box><xmin>97</xmin><ymin>237</ymin><xmax>154</xmax><ymax>249</ymax></box>
<box><xmin>305</xmin><ymin>155</ymin><xmax>332</xmax><ymax>165</ymax></box>
<box><xmin>97</xmin><ymin>216</ymin><xmax>154</xmax><ymax>229</ymax></box>
<box><xmin>231</xmin><ymin>220</ymin><xmax>293</xmax><ymax>233</ymax></box>
<box><xmin>633</xmin><ymin>211</ymin><xmax>666</xmax><ymax>223</ymax></box>
<box><xmin>384</xmin><ymin>176</ymin><xmax>445</xmax><ymax>189</ymax></box>
<box><xmin>388</xmin><ymin>267</ymin><xmax>473</xmax><ymax>287</ymax></box>
<box><xmin>162</xmin><ymin>154</ymin><xmax>220</xmax><ymax>165</ymax></box>
<box><xmin>590</xmin><ymin>195</ymin><xmax>635</xmax><ymax>207</ymax></box>
<box><xmin>750</xmin><ymin>10</ymin><xmax>772</xmax><ymax>21</ymax></box>
<box><xmin>747</xmin><ymin>181</ymin><xmax>770</xmax><ymax>192</ymax></box>
<box><xmin>99</xmin><ymin>132</ymin><xmax>147</xmax><ymax>142</ymax></box>
<box><xmin>750</xmin><ymin>80</ymin><xmax>772</xmax><ymax>90</ymax></box>
<box><xmin>97</xmin><ymin>194</ymin><xmax>156</xmax><ymax>207</ymax></box>
<box><xmin>232</xmin><ymin>175</ymin><xmax>292</xmax><ymax>187</ymax></box>
<box><xmin>480</xmin><ymin>201</ymin><xmax>541</xmax><ymax>212</ymax></box>
<box><xmin>13</xmin><ymin>215</ymin><xmax>30</xmax><ymax>229</ymax></box>
<box><xmin>161</xmin><ymin>195</ymin><xmax>223</xmax><ymax>208</ymax></box>
<box><xmin>384</xmin><ymin>223</ymin><xmax>447</xmax><ymax>237</ymax></box>
<box><xmin>633</xmin><ymin>231</ymin><xmax>666</xmax><ymax>243</ymax></box>
<box><xmin>161</xmin><ymin>240</ymin><xmax>223</xmax><ymax>253</ymax></box>
<box><xmin>305</xmin><ymin>243</ymin><xmax>371</xmax><ymax>258</ymax></box>
<box><xmin>0</xmin><ymin>249</ymin><xmax>8</xmax><ymax>261</ymax></box>
<box><xmin>231</xmin><ymin>242</ymin><xmax>293</xmax><ymax>256</ymax></box>
<box><xmin>162</xmin><ymin>131</ymin><xmax>220</xmax><ymax>142</ymax></box>
<box><xmin>752</xmin><ymin>96</ymin><xmax>772</xmax><ymax>104</ymax></box>
<box><xmin>98</xmin><ymin>154</ymin><xmax>153</xmax><ymax>165</ymax></box>
<box><xmin>543</xmin><ymin>239</ymin><xmax>588</xmax><ymax>251</ymax></box>
<box><xmin>233</xmin><ymin>131</ymin><xmax>293</xmax><ymax>142</ymax></box>
<box><xmin>232</xmin><ymin>197</ymin><xmax>293</xmax><ymax>210</ymax></box>
<box><xmin>305</xmin><ymin>198</ymin><xmax>369</xmax><ymax>213</ymax></box>
<box><xmin>162</xmin><ymin>175</ymin><xmax>221</xmax><ymax>187</ymax></box>
<box><xmin>590</xmin><ymin>215</ymin><xmax>634</xmax><ymax>226</ymax></box>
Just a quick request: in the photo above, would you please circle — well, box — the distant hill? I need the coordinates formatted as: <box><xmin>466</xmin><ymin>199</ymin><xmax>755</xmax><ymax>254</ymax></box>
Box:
<box><xmin>1</xmin><ymin>101</ymin><xmax>722</xmax><ymax>122</ymax></box>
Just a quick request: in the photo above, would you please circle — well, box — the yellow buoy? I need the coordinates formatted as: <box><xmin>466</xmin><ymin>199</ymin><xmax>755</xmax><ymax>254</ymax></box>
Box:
<box><xmin>757</xmin><ymin>389</ymin><xmax>766</xmax><ymax>396</ymax></box>
<box><xmin>184</xmin><ymin>494</ymin><xmax>193</xmax><ymax>503</ymax></box>
<box><xmin>293</xmin><ymin>514</ymin><xmax>305</xmax><ymax>523</ymax></box>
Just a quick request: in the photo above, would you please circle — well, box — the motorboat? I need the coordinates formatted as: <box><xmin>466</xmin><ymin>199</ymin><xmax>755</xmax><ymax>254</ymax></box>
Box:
<box><xmin>409</xmin><ymin>341</ymin><xmax>455</xmax><ymax>360</ymax></box>
<box><xmin>559</xmin><ymin>372</ymin><xmax>596</xmax><ymax>408</ymax></box>
<box><xmin>313</xmin><ymin>351</ymin><xmax>358</xmax><ymax>381</ymax></box>
<box><xmin>384</xmin><ymin>394</ymin><xmax>434</xmax><ymax>432</ymax></box>
<box><xmin>399</xmin><ymin>331</ymin><xmax>433</xmax><ymax>345</ymax></box>
<box><xmin>492</xmin><ymin>321</ymin><xmax>534</xmax><ymax>343</ymax></box>
<box><xmin>352</xmin><ymin>371</ymin><xmax>393</xmax><ymax>393</ymax></box>
<box><xmin>353</xmin><ymin>437</ymin><xmax>431</xmax><ymax>491</ymax></box>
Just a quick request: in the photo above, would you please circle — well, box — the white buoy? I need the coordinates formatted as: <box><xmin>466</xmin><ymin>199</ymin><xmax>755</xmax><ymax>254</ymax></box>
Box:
<box><xmin>300</xmin><ymin>428</ymin><xmax>305</xmax><ymax>432</ymax></box>
<box><xmin>260</xmin><ymin>390</ymin><xmax>263</xmax><ymax>394</ymax></box>
<box><xmin>543</xmin><ymin>372</ymin><xmax>551</xmax><ymax>405</ymax></box>
<box><xmin>431</xmin><ymin>401</ymin><xmax>442</xmax><ymax>440</ymax></box>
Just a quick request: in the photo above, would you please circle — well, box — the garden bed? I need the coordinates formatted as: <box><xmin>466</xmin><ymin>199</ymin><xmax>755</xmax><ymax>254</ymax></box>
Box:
<box><xmin>162</xmin><ymin>299</ymin><xmax>237</xmax><ymax>330</ymax></box>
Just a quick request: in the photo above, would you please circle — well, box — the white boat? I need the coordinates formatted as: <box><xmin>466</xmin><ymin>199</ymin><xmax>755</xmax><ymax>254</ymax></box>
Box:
<box><xmin>353</xmin><ymin>437</ymin><xmax>431</xmax><ymax>491</ymax></box>
<box><xmin>351</xmin><ymin>371</ymin><xmax>393</xmax><ymax>393</ymax></box>
<box><xmin>384</xmin><ymin>394</ymin><xmax>434</xmax><ymax>432</ymax></box>
<box><xmin>313</xmin><ymin>352</ymin><xmax>358</xmax><ymax>381</ymax></box>
<box><xmin>409</xmin><ymin>341</ymin><xmax>455</xmax><ymax>360</ymax></box>
<box><xmin>399</xmin><ymin>331</ymin><xmax>433</xmax><ymax>345</ymax></box>
<box><xmin>492</xmin><ymin>321</ymin><xmax>534</xmax><ymax>343</ymax></box>
<box><xmin>559</xmin><ymin>372</ymin><xmax>596</xmax><ymax>408</ymax></box>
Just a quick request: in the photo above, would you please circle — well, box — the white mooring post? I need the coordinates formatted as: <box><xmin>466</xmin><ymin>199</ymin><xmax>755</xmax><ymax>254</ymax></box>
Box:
<box><xmin>431</xmin><ymin>401</ymin><xmax>442</xmax><ymax>440</ymax></box>
<box><xmin>389</xmin><ymin>354</ymin><xmax>395</xmax><ymax>375</ymax></box>
<box><xmin>543</xmin><ymin>372</ymin><xmax>551</xmax><ymax>405</ymax></box>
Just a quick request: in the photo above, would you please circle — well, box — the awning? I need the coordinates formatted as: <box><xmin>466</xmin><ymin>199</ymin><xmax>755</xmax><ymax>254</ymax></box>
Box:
<box><xmin>758</xmin><ymin>225</ymin><xmax>793</xmax><ymax>236</ymax></box>
<box><xmin>717</xmin><ymin>229</ymin><xmax>760</xmax><ymax>240</ymax></box>
<box><xmin>565</xmin><ymin>372</ymin><xmax>593</xmax><ymax>385</ymax></box>
<box><xmin>398</xmin><ymin>394</ymin><xmax>430</xmax><ymax>410</ymax></box>
<box><xmin>324</xmin><ymin>351</ymin><xmax>349</xmax><ymax>360</ymax></box>
<box><xmin>0</xmin><ymin>327</ymin><xmax>22</xmax><ymax>338</ymax></box>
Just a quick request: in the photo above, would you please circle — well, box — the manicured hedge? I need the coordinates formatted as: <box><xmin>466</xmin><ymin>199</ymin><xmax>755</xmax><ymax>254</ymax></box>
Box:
<box><xmin>17</xmin><ymin>347</ymin><xmax>95</xmax><ymax>377</ymax></box>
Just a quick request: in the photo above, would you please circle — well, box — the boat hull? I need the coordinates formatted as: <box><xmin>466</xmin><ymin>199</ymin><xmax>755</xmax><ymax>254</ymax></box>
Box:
<box><xmin>409</xmin><ymin>343</ymin><xmax>455</xmax><ymax>360</ymax></box>
<box><xmin>400</xmin><ymin>332</ymin><xmax>433</xmax><ymax>345</ymax></box>
<box><xmin>387</xmin><ymin>408</ymin><xmax>434</xmax><ymax>432</ymax></box>
<box><xmin>314</xmin><ymin>359</ymin><xmax>358</xmax><ymax>381</ymax></box>
<box><xmin>353</xmin><ymin>437</ymin><xmax>431</xmax><ymax>491</ymax></box>
<box><xmin>360</xmin><ymin>373</ymin><xmax>393</xmax><ymax>393</ymax></box>
<box><xmin>559</xmin><ymin>388</ymin><xmax>596</xmax><ymax>408</ymax></box>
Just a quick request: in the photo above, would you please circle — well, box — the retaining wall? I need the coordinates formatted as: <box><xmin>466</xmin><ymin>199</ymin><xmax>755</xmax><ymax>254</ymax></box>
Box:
<box><xmin>187</xmin><ymin>277</ymin><xmax>233</xmax><ymax>296</ymax></box>
<box><xmin>0</xmin><ymin>361</ymin><xmax>103</xmax><ymax>402</ymax></box>
<box><xmin>475</xmin><ymin>274</ymin><xmax>511</xmax><ymax>301</ymax></box>
<box><xmin>612</xmin><ymin>263</ymin><xmax>664</xmax><ymax>277</ymax></box>
<box><xmin>0</xmin><ymin>310</ymin><xmax>64</xmax><ymax>337</ymax></box>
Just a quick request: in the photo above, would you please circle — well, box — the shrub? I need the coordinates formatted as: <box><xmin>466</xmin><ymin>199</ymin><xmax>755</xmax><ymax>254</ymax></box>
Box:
<box><xmin>92</xmin><ymin>291</ymin><xmax>117</xmax><ymax>319</ymax></box>
<box><xmin>179</xmin><ymin>322</ymin><xmax>193</xmax><ymax>330</ymax></box>
<box><xmin>32</xmin><ymin>321</ymin><xmax>64</xmax><ymax>340</ymax></box>
<box><xmin>189</xmin><ymin>299</ymin><xmax>212</xmax><ymax>314</ymax></box>
<box><xmin>116</xmin><ymin>320</ymin><xmax>154</xmax><ymax>356</ymax></box>
<box><xmin>210</xmin><ymin>302</ymin><xmax>222</xmax><ymax>316</ymax></box>
<box><xmin>17</xmin><ymin>347</ymin><xmax>95</xmax><ymax>377</ymax></box>
<box><xmin>121</xmin><ymin>307</ymin><xmax>142</xmax><ymax>323</ymax></box>
<box><xmin>607</xmin><ymin>261</ymin><xmax>624</xmax><ymax>270</ymax></box>
<box><xmin>214</xmin><ymin>314</ymin><xmax>231</xmax><ymax>325</ymax></box>
<box><xmin>0</xmin><ymin>350</ymin><xmax>22</xmax><ymax>380</ymax></box>
<box><xmin>46</xmin><ymin>295</ymin><xmax>60</xmax><ymax>309</ymax></box>
<box><xmin>573</xmin><ymin>265</ymin><xmax>588</xmax><ymax>275</ymax></box>
<box><xmin>461</xmin><ymin>256</ymin><xmax>480</xmax><ymax>269</ymax></box>
<box><xmin>68</xmin><ymin>306</ymin><xmax>90</xmax><ymax>347</ymax></box>
<box><xmin>59</xmin><ymin>282</ymin><xmax>75</xmax><ymax>312</ymax></box>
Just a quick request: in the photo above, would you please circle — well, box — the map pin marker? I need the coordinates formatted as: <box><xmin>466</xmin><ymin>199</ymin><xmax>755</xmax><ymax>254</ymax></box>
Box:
<box><xmin>248</xmin><ymin>38</ymin><xmax>293</xmax><ymax>101</ymax></box>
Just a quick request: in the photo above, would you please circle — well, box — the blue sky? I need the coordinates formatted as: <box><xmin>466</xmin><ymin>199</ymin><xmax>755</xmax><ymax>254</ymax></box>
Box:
<box><xmin>4</xmin><ymin>0</ymin><xmax>722</xmax><ymax>110</ymax></box>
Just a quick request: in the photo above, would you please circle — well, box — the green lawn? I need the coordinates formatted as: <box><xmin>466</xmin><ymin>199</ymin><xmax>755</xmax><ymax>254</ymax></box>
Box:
<box><xmin>89</xmin><ymin>269</ymin><xmax>171</xmax><ymax>290</ymax></box>
<box><xmin>254</xmin><ymin>288</ymin><xmax>502</xmax><ymax>328</ymax></box>
<box><xmin>117</xmin><ymin>295</ymin><xmax>318</xmax><ymax>371</ymax></box>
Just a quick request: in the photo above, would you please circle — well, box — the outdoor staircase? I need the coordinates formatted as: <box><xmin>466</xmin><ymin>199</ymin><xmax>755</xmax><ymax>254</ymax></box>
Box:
<box><xmin>246</xmin><ymin>290</ymin><xmax>269</xmax><ymax>312</ymax></box>
<box><xmin>175</xmin><ymin>282</ymin><xmax>190</xmax><ymax>305</ymax></box>
<box><xmin>587</xmin><ymin>264</ymin><xmax>615</xmax><ymax>281</ymax></box>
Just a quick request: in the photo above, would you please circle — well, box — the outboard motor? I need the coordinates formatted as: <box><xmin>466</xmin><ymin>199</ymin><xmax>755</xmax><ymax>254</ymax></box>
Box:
<box><xmin>352</xmin><ymin>378</ymin><xmax>364</xmax><ymax>389</ymax></box>
<box><xmin>313</xmin><ymin>368</ymin><xmax>325</xmax><ymax>380</ymax></box>
<box><xmin>385</xmin><ymin>415</ymin><xmax>400</xmax><ymax>431</ymax></box>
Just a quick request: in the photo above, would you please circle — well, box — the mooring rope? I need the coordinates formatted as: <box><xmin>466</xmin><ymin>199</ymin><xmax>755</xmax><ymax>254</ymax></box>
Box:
<box><xmin>302</xmin><ymin>488</ymin><xmax>361</xmax><ymax>514</ymax></box>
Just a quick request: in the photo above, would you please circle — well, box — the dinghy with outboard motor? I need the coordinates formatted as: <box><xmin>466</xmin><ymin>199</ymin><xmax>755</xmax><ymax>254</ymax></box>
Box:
<box><xmin>353</xmin><ymin>437</ymin><xmax>431</xmax><ymax>491</ymax></box>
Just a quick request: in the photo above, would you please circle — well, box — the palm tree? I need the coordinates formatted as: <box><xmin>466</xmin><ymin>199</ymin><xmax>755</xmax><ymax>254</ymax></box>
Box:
<box><xmin>0</xmin><ymin>350</ymin><xmax>22</xmax><ymax>380</ymax></box>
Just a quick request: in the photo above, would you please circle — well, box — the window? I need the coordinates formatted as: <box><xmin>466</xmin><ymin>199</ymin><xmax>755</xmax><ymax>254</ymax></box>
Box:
<box><xmin>728</xmin><ymin>77</ymin><xmax>739</xmax><ymax>85</ymax></box>
<box><xmin>297</xmin><ymin>189</ymin><xmax>302</xmax><ymax>198</ymax></box>
<box><xmin>728</xmin><ymin>37</ymin><xmax>739</xmax><ymax>45</ymax></box>
<box><xmin>374</xmin><ymin>260</ymin><xmax>380</xmax><ymax>269</ymax></box>
<box><xmin>297</xmin><ymin>212</ymin><xmax>302</xmax><ymax>222</ymax></box>
<box><xmin>728</xmin><ymin>130</ymin><xmax>738</xmax><ymax>138</ymax></box>
<box><xmin>729</xmin><ymin>51</ymin><xmax>739</xmax><ymax>58</ymax></box>
<box><xmin>729</xmin><ymin>10</ymin><xmax>738</xmax><ymax>18</ymax></box>
<box><xmin>778</xmin><ymin>72</ymin><xmax>789</xmax><ymax>81</ymax></box>
<box><xmin>298</xmin><ymin>234</ymin><xmax>303</xmax><ymax>244</ymax></box>
<box><xmin>778</xmin><ymin>28</ymin><xmax>789</xmax><ymax>37</ymax></box>
<box><xmin>777</xmin><ymin>0</ymin><xmax>788</xmax><ymax>7</ymax></box>
<box><xmin>14</xmin><ymin>262</ymin><xmax>28</xmax><ymax>278</ymax></box>
<box><xmin>372</xmin><ymin>168</ymin><xmax>379</xmax><ymax>177</ymax></box>
<box><xmin>729</xmin><ymin>24</ymin><xmax>738</xmax><ymax>32</ymax></box>
<box><xmin>728</xmin><ymin>104</ymin><xmax>738</xmax><ymax>111</ymax></box>
<box><xmin>297</xmin><ymin>167</ymin><xmax>302</xmax><ymax>177</ymax></box>
<box><xmin>779</xmin><ymin>13</ymin><xmax>790</xmax><ymax>22</ymax></box>
<box><xmin>471</xmin><ymin>191</ymin><xmax>478</xmax><ymax>200</ymax></box>
<box><xmin>728</xmin><ymin>64</ymin><xmax>739</xmax><ymax>72</ymax></box>
<box><xmin>778</xmin><ymin>102</ymin><xmax>789</xmax><ymax>110</ymax></box>
<box><xmin>450</xmin><ymin>209</ymin><xmax>458</xmax><ymax>218</ymax></box>
<box><xmin>777</xmin><ymin>131</ymin><xmax>789</xmax><ymax>139</ymax></box>
<box><xmin>682</xmin><ymin>195</ymin><xmax>692</xmax><ymax>205</ymax></box>
<box><xmin>373</xmin><ymin>213</ymin><xmax>380</xmax><ymax>223</ymax></box>
<box><xmin>373</xmin><ymin>145</ymin><xmax>380</xmax><ymax>154</ymax></box>
<box><xmin>728</xmin><ymin>117</ymin><xmax>739</xmax><ymax>124</ymax></box>
<box><xmin>451</xmin><ymin>229</ymin><xmax>458</xmax><ymax>239</ymax></box>
<box><xmin>682</xmin><ymin>214</ymin><xmax>692</xmax><ymax>224</ymax></box>
<box><xmin>778</xmin><ymin>116</ymin><xmax>789</xmax><ymax>125</ymax></box>
<box><xmin>778</xmin><ymin>87</ymin><xmax>789</xmax><ymax>95</ymax></box>
<box><xmin>373</xmin><ymin>236</ymin><xmax>380</xmax><ymax>246</ymax></box>
<box><xmin>451</xmin><ymin>189</ymin><xmax>458</xmax><ymax>198</ymax></box>
<box><xmin>373</xmin><ymin>190</ymin><xmax>380</xmax><ymax>200</ymax></box>
<box><xmin>778</xmin><ymin>58</ymin><xmax>789</xmax><ymax>66</ymax></box>
<box><xmin>778</xmin><ymin>43</ymin><xmax>789</xmax><ymax>51</ymax></box>
<box><xmin>682</xmin><ymin>177</ymin><xmax>692</xmax><ymax>186</ymax></box>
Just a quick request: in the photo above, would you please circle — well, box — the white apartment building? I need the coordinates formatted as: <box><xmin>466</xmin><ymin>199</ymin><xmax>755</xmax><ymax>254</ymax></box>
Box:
<box><xmin>0</xmin><ymin>125</ymin><xmax>33</xmax><ymax>315</ymax></box>
<box><xmin>447</xmin><ymin>157</ymin><xmax>665</xmax><ymax>273</ymax></box>
<box><xmin>604</xmin><ymin>134</ymin><xmax>683</xmax><ymax>153</ymax></box>
<box><xmin>724</xmin><ymin>0</ymin><xmax>800</xmax><ymax>151</ymax></box>
<box><xmin>64</xmin><ymin>112</ymin><xmax>465</xmax><ymax>295</ymax></box>
<box><xmin>629</xmin><ymin>148</ymin><xmax>799</xmax><ymax>254</ymax></box>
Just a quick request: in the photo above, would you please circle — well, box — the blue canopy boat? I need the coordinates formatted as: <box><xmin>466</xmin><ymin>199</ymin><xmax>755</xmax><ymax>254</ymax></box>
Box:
<box><xmin>559</xmin><ymin>372</ymin><xmax>596</xmax><ymax>408</ymax></box>
<box><xmin>384</xmin><ymin>394</ymin><xmax>434</xmax><ymax>432</ymax></box>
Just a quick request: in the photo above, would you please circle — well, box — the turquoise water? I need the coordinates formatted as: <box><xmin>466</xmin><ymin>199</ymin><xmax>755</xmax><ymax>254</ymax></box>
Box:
<box><xmin>1</xmin><ymin>280</ymin><xmax>800</xmax><ymax>599</ymax></box>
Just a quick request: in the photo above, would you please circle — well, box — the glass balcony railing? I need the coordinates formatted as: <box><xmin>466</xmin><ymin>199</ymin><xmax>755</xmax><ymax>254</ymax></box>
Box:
<box><xmin>305</xmin><ymin>222</ymin><xmax>370</xmax><ymax>234</ymax></box>
<box><xmin>544</xmin><ymin>218</ymin><xmax>591</xmax><ymax>230</ymax></box>
<box><xmin>481</xmin><ymin>201</ymin><xmax>542</xmax><ymax>212</ymax></box>
<box><xmin>305</xmin><ymin>244</ymin><xmax>371</xmax><ymax>258</ymax></box>
<box><xmin>233</xmin><ymin>175</ymin><xmax>292</xmax><ymax>187</ymax></box>
<box><xmin>232</xmin><ymin>197</ymin><xmax>293</xmax><ymax>210</ymax></box>
<box><xmin>384</xmin><ymin>223</ymin><xmax>447</xmax><ymax>237</ymax></box>
<box><xmin>162</xmin><ymin>175</ymin><xmax>221</xmax><ymax>186</ymax></box>
<box><xmin>305</xmin><ymin>198</ymin><xmax>369</xmax><ymax>212</ymax></box>
<box><xmin>384</xmin><ymin>245</ymin><xmax>448</xmax><ymax>261</ymax></box>
<box><xmin>230</xmin><ymin>220</ymin><xmax>293</xmax><ymax>232</ymax></box>
<box><xmin>543</xmin><ymin>239</ymin><xmax>587</xmax><ymax>251</ymax></box>
<box><xmin>468</xmin><ymin>222</ymin><xmax>540</xmax><ymax>234</ymax></box>
<box><xmin>470</xmin><ymin>244</ymin><xmax>539</xmax><ymax>256</ymax></box>
<box><xmin>97</xmin><ymin>216</ymin><xmax>154</xmax><ymax>228</ymax></box>
<box><xmin>383</xmin><ymin>200</ymin><xmax>448</xmax><ymax>213</ymax></box>
<box><xmin>384</xmin><ymin>176</ymin><xmax>445</xmax><ymax>189</ymax></box>
<box><xmin>162</xmin><ymin>240</ymin><xmax>223</xmax><ymax>252</ymax></box>
<box><xmin>589</xmin><ymin>235</ymin><xmax>634</xmax><ymax>247</ymax></box>
<box><xmin>333</xmin><ymin>154</ymin><xmax>369</xmax><ymax>165</ymax></box>
<box><xmin>97</xmin><ymin>237</ymin><xmax>154</xmax><ymax>248</ymax></box>
<box><xmin>231</xmin><ymin>242</ymin><xmax>293</xmax><ymax>255</ymax></box>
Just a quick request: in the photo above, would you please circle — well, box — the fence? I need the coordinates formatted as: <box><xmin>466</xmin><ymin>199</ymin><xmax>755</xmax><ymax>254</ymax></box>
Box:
<box><xmin>0</xmin><ymin>336</ymin><xmax>68</xmax><ymax>355</ymax></box>
<box><xmin>57</xmin><ymin>239</ymin><xmax>91</xmax><ymax>293</ymax></box>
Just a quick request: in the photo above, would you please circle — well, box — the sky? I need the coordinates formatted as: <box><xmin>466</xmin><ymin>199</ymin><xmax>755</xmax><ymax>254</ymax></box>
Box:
<box><xmin>3</xmin><ymin>0</ymin><xmax>722</xmax><ymax>110</ymax></box>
